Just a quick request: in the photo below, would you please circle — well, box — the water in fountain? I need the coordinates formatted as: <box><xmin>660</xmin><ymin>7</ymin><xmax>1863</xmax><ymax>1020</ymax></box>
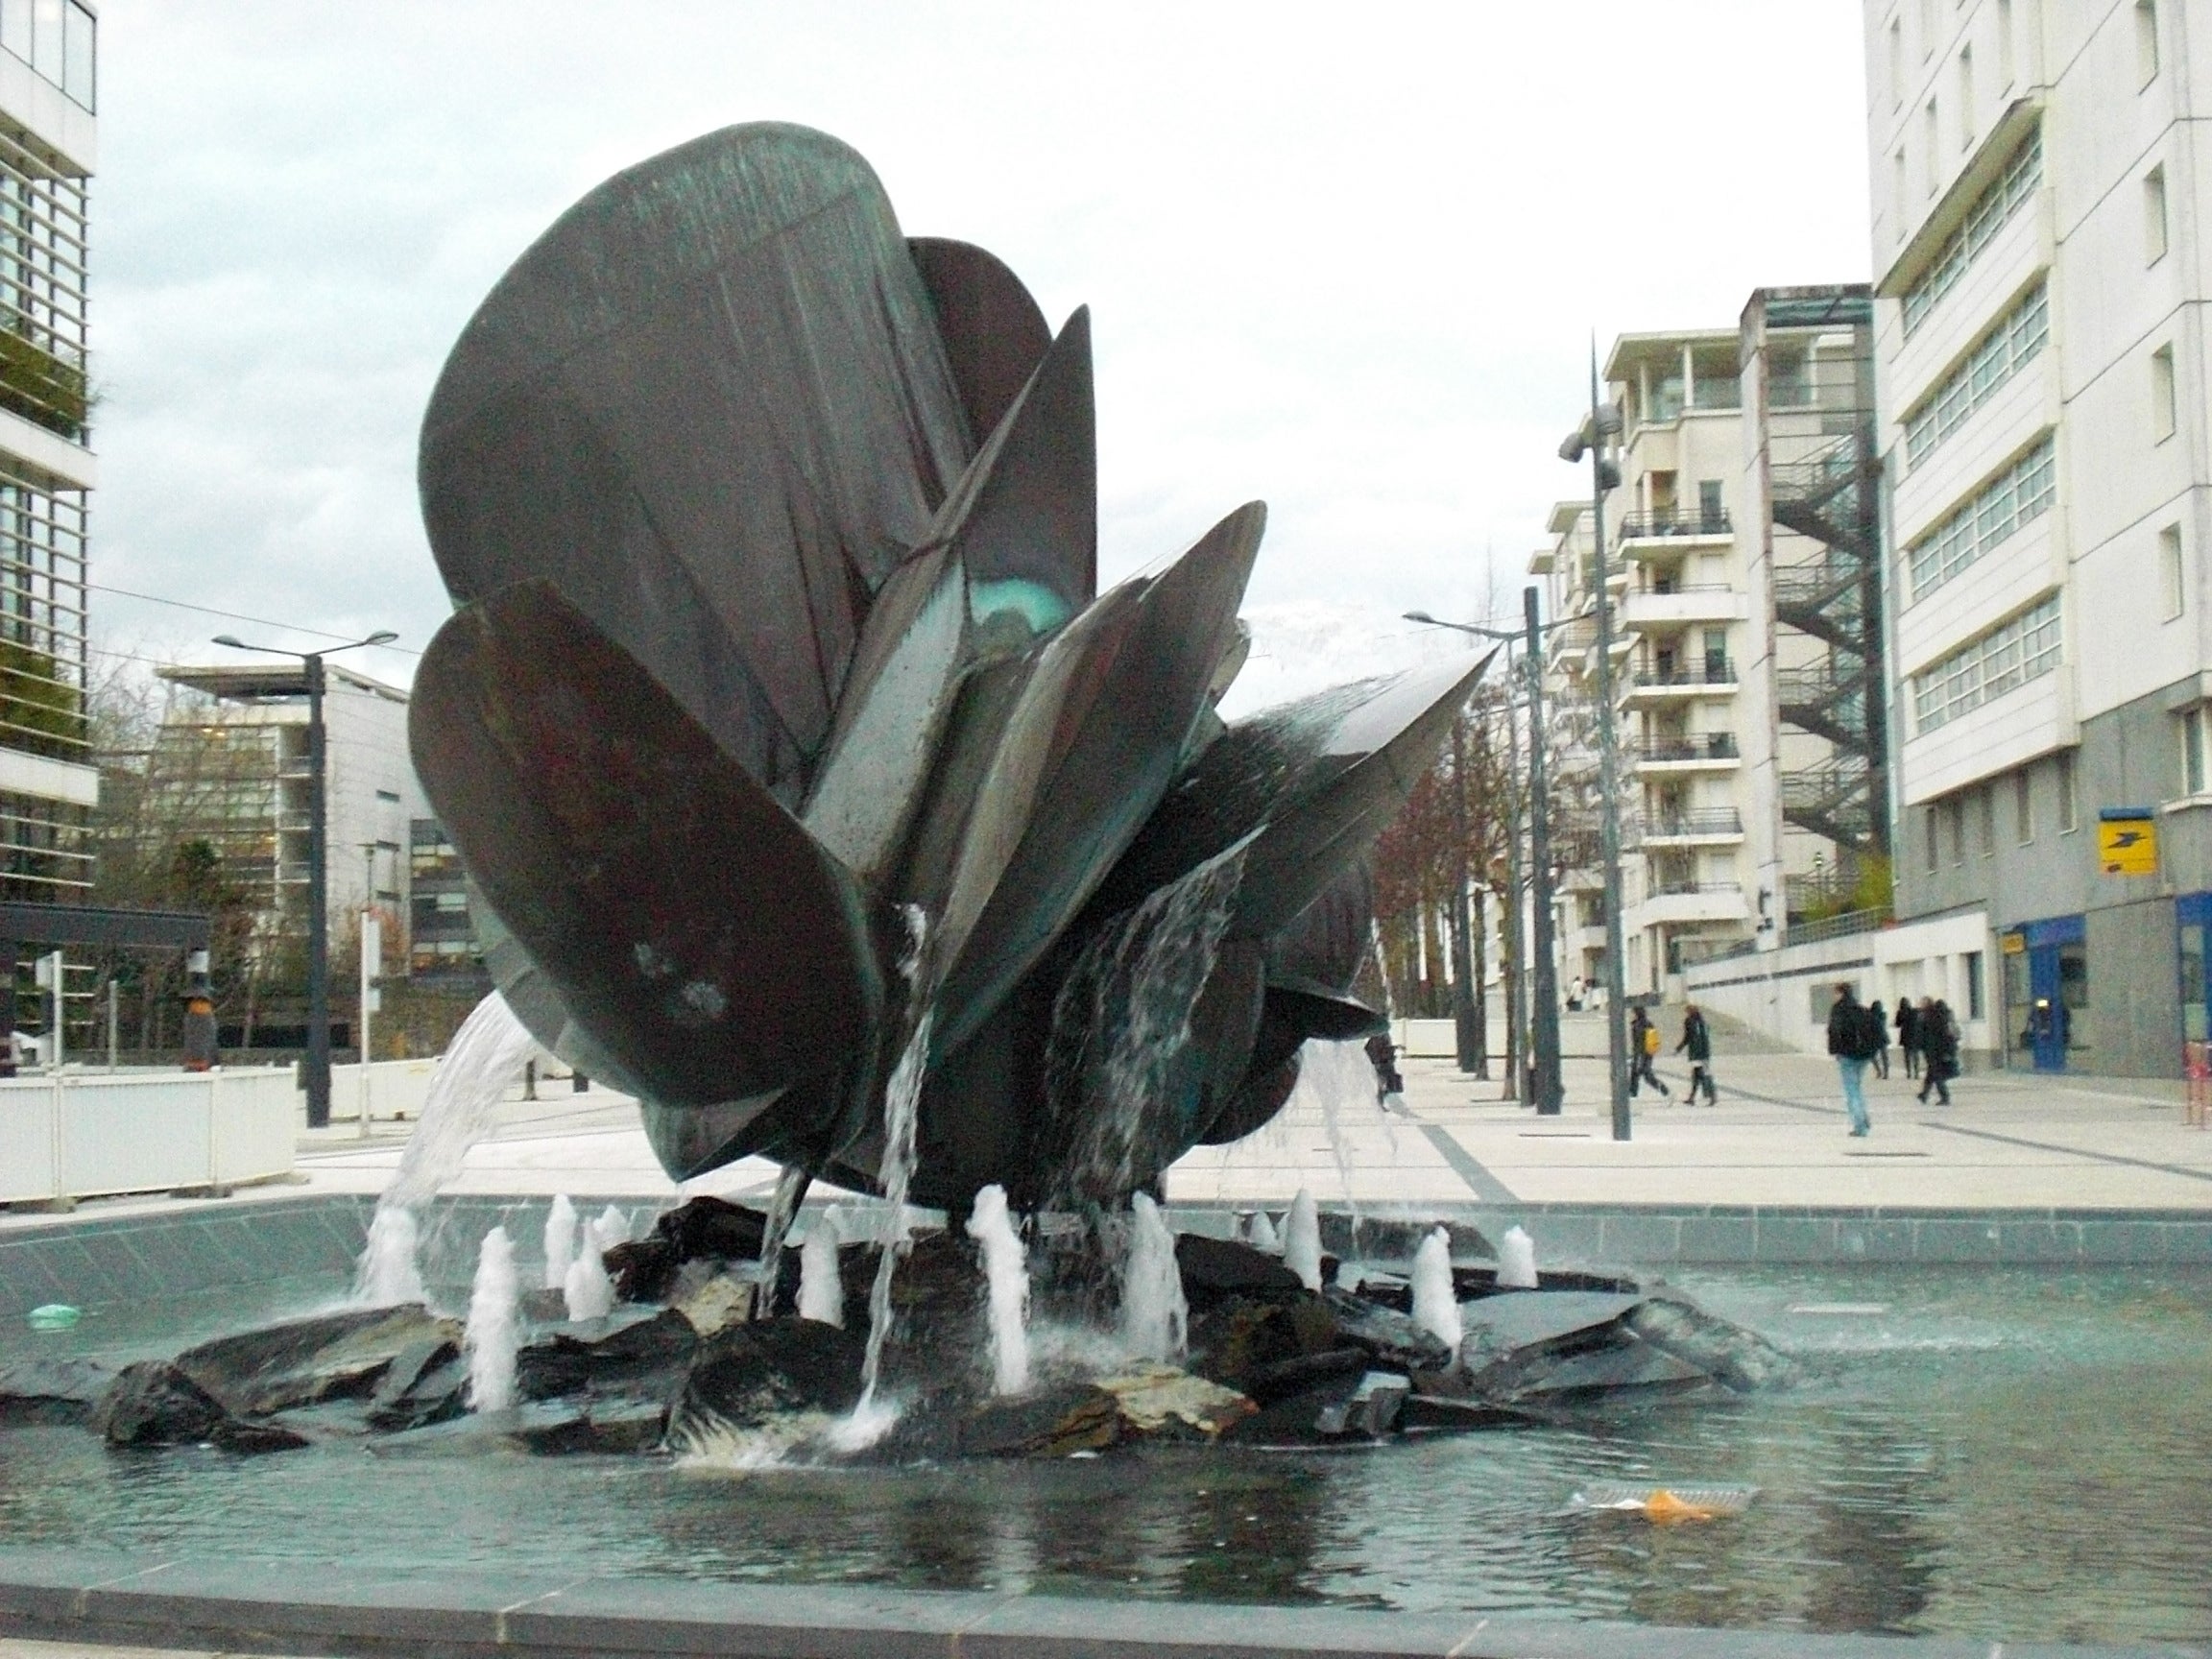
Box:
<box><xmin>589</xmin><ymin>1204</ymin><xmax>630</xmax><ymax>1252</ymax></box>
<box><xmin>1293</xmin><ymin>1040</ymin><xmax>1371</xmax><ymax>1236</ymax></box>
<box><xmin>564</xmin><ymin>1234</ymin><xmax>615</xmax><ymax>1321</ymax></box>
<box><xmin>463</xmin><ymin>1225</ymin><xmax>519</xmax><ymax>1411</ymax></box>
<box><xmin>753</xmin><ymin>1163</ymin><xmax>810</xmax><ymax>1324</ymax></box>
<box><xmin>1120</xmin><ymin>1191</ymin><xmax>1186</xmax><ymax>1361</ymax></box>
<box><xmin>1247</xmin><ymin>1209</ymin><xmax>1281</xmax><ymax>1252</ymax></box>
<box><xmin>848</xmin><ymin>905</ymin><xmax>930</xmax><ymax>1439</ymax></box>
<box><xmin>1411</xmin><ymin>1226</ymin><xmax>1462</xmax><ymax>1352</ymax></box>
<box><xmin>797</xmin><ymin>1207</ymin><xmax>845</xmax><ymax>1327</ymax></box>
<box><xmin>1283</xmin><ymin>1188</ymin><xmax>1322</xmax><ymax>1291</ymax></box>
<box><xmin>965</xmin><ymin>1183</ymin><xmax>1030</xmax><ymax>1394</ymax></box>
<box><xmin>353</xmin><ymin>1206</ymin><xmax>425</xmax><ymax>1307</ymax></box>
<box><xmin>1499</xmin><ymin>1224</ymin><xmax>1538</xmax><ymax>1288</ymax></box>
<box><xmin>542</xmin><ymin>1194</ymin><xmax>577</xmax><ymax>1291</ymax></box>
<box><xmin>351</xmin><ymin>991</ymin><xmax>539</xmax><ymax>1301</ymax></box>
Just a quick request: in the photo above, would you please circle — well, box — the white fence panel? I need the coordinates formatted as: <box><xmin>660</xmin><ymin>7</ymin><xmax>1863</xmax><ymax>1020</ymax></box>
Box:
<box><xmin>0</xmin><ymin>1085</ymin><xmax>56</xmax><ymax>1202</ymax></box>
<box><xmin>211</xmin><ymin>1069</ymin><xmax>300</xmax><ymax>1184</ymax></box>
<box><xmin>0</xmin><ymin>1069</ymin><xmax>298</xmax><ymax>1203</ymax></box>
<box><xmin>58</xmin><ymin>1076</ymin><xmax>212</xmax><ymax>1200</ymax></box>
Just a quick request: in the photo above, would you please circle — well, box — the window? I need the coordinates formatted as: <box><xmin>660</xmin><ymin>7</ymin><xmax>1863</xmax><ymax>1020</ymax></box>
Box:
<box><xmin>1957</xmin><ymin>46</ymin><xmax>1975</xmax><ymax>149</ymax></box>
<box><xmin>1924</xmin><ymin>99</ymin><xmax>1941</xmax><ymax>197</ymax></box>
<box><xmin>1890</xmin><ymin>17</ymin><xmax>1906</xmax><ymax>106</ymax></box>
<box><xmin>1946</xmin><ymin>796</ymin><xmax>1967</xmax><ymax>865</ymax></box>
<box><xmin>2162</xmin><ymin>523</ymin><xmax>2186</xmax><ymax>619</ymax></box>
<box><xmin>1965</xmin><ymin>950</ymin><xmax>1985</xmax><ymax>1021</ymax></box>
<box><xmin>2015</xmin><ymin>768</ymin><xmax>2034</xmax><ymax>843</ymax></box>
<box><xmin>375</xmin><ymin>788</ymin><xmax>400</xmax><ymax>804</ymax></box>
<box><xmin>1911</xmin><ymin>594</ymin><xmax>2064</xmax><ymax>733</ymax></box>
<box><xmin>2152</xmin><ymin>344</ymin><xmax>2177</xmax><ymax>442</ymax></box>
<box><xmin>1893</xmin><ymin>149</ymin><xmax>1910</xmax><ymax>235</ymax></box>
<box><xmin>1902</xmin><ymin>127</ymin><xmax>2041</xmax><ymax>335</ymax></box>
<box><xmin>0</xmin><ymin>1</ymin><xmax>94</xmax><ymax>112</ymax></box>
<box><xmin>2145</xmin><ymin>164</ymin><xmax>2169</xmax><ymax>262</ymax></box>
<box><xmin>1925</xmin><ymin>806</ymin><xmax>1941</xmax><ymax>874</ymax></box>
<box><xmin>1977</xmin><ymin>785</ymin><xmax>1996</xmax><ymax>856</ymax></box>
<box><xmin>2057</xmin><ymin>749</ymin><xmax>2079</xmax><ymax>832</ymax></box>
<box><xmin>1697</xmin><ymin>479</ymin><xmax>1724</xmax><ymax>526</ymax></box>
<box><xmin>1908</xmin><ymin>435</ymin><xmax>2056</xmax><ymax>599</ymax></box>
<box><xmin>1997</xmin><ymin>0</ymin><xmax>2014</xmax><ymax>84</ymax></box>
<box><xmin>2136</xmin><ymin>0</ymin><xmax>2159</xmax><ymax>86</ymax></box>
<box><xmin>2183</xmin><ymin>707</ymin><xmax>2207</xmax><ymax>796</ymax></box>
<box><xmin>1905</xmin><ymin>285</ymin><xmax>2049</xmax><ymax>466</ymax></box>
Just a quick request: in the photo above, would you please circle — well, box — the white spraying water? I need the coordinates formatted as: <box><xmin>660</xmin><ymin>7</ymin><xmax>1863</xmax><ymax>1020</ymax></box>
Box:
<box><xmin>798</xmin><ymin>1207</ymin><xmax>846</xmax><ymax>1327</ymax></box>
<box><xmin>351</xmin><ymin>991</ymin><xmax>540</xmax><ymax>1303</ymax></box>
<box><xmin>463</xmin><ymin>1225</ymin><xmax>520</xmax><ymax>1411</ymax></box>
<box><xmin>853</xmin><ymin>904</ymin><xmax>931</xmax><ymax>1430</ymax></box>
<box><xmin>964</xmin><ymin>1183</ymin><xmax>1030</xmax><ymax>1394</ymax></box>
<box><xmin>1120</xmin><ymin>1192</ymin><xmax>1187</xmax><ymax>1361</ymax></box>
<box><xmin>1293</xmin><ymin>1040</ymin><xmax>1371</xmax><ymax>1232</ymax></box>
<box><xmin>1411</xmin><ymin>1227</ymin><xmax>1463</xmax><ymax>1353</ymax></box>
<box><xmin>1499</xmin><ymin>1225</ymin><xmax>1539</xmax><ymax>1289</ymax></box>
<box><xmin>1247</xmin><ymin>1209</ymin><xmax>1281</xmax><ymax>1253</ymax></box>
<box><xmin>1283</xmin><ymin>1188</ymin><xmax>1323</xmax><ymax>1292</ymax></box>
<box><xmin>354</xmin><ymin>1205</ymin><xmax>426</xmax><ymax>1307</ymax></box>
<box><xmin>541</xmin><ymin>1194</ymin><xmax>577</xmax><ymax>1292</ymax></box>
<box><xmin>564</xmin><ymin>1236</ymin><xmax>615</xmax><ymax>1321</ymax></box>
<box><xmin>1368</xmin><ymin>917</ymin><xmax>1400</xmax><ymax>1022</ymax></box>
<box><xmin>590</xmin><ymin>1204</ymin><xmax>630</xmax><ymax>1252</ymax></box>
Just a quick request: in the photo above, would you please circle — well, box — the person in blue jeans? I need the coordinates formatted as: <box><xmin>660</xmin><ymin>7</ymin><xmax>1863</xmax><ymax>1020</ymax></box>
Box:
<box><xmin>1826</xmin><ymin>982</ymin><xmax>1877</xmax><ymax>1137</ymax></box>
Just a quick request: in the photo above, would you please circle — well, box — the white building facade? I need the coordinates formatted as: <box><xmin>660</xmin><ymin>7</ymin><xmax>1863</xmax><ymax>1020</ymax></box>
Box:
<box><xmin>1866</xmin><ymin>0</ymin><xmax>2212</xmax><ymax>1075</ymax></box>
<box><xmin>0</xmin><ymin>4</ymin><xmax>97</xmax><ymax>907</ymax></box>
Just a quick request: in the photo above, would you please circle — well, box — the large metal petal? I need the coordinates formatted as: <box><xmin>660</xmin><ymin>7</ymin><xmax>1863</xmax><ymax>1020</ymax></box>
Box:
<box><xmin>410</xmin><ymin>580</ymin><xmax>886</xmax><ymax>1110</ymax></box>
<box><xmin>906</xmin><ymin>237</ymin><xmax>1052</xmax><ymax>476</ymax></box>
<box><xmin>420</xmin><ymin>123</ymin><xmax>974</xmax><ymax>807</ymax></box>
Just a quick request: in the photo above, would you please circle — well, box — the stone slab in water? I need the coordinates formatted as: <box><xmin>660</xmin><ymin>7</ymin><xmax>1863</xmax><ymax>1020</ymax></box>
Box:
<box><xmin>958</xmin><ymin>1383</ymin><xmax>1119</xmax><ymax>1457</ymax></box>
<box><xmin>508</xmin><ymin>1394</ymin><xmax>668</xmax><ymax>1455</ymax></box>
<box><xmin>0</xmin><ymin>1358</ymin><xmax>114</xmax><ymax>1426</ymax></box>
<box><xmin>1319</xmin><ymin>1286</ymin><xmax>1454</xmax><ymax>1370</ymax></box>
<box><xmin>173</xmin><ymin>1305</ymin><xmax>460</xmax><ymax>1418</ymax></box>
<box><xmin>1626</xmin><ymin>1293</ymin><xmax>1800</xmax><ymax>1392</ymax></box>
<box><xmin>1174</xmin><ymin>1234</ymin><xmax>1303</xmax><ymax>1306</ymax></box>
<box><xmin>515</xmin><ymin>1308</ymin><xmax>696</xmax><ymax>1402</ymax></box>
<box><xmin>367</xmin><ymin>1337</ymin><xmax>466</xmax><ymax>1431</ymax></box>
<box><xmin>90</xmin><ymin>1360</ymin><xmax>306</xmax><ymax>1453</ymax></box>
<box><xmin>670</xmin><ymin>1317</ymin><xmax>866</xmax><ymax>1443</ymax></box>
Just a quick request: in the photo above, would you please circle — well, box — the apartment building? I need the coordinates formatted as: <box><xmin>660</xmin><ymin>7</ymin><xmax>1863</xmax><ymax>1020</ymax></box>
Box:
<box><xmin>0</xmin><ymin>5</ymin><xmax>96</xmax><ymax>910</ymax></box>
<box><xmin>1532</xmin><ymin>293</ymin><xmax>1885</xmax><ymax>999</ymax></box>
<box><xmin>1866</xmin><ymin>0</ymin><xmax>2212</xmax><ymax>1075</ymax></box>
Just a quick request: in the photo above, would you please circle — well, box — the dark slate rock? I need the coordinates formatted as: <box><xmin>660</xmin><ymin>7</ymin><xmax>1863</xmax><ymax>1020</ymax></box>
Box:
<box><xmin>1398</xmin><ymin>1390</ymin><xmax>1526</xmax><ymax>1432</ymax></box>
<box><xmin>1458</xmin><ymin>1290</ymin><xmax>1644</xmax><ymax>1362</ymax></box>
<box><xmin>91</xmin><ymin>1361</ymin><xmax>305</xmax><ymax>1453</ymax></box>
<box><xmin>1174</xmin><ymin>1234</ymin><xmax>1303</xmax><ymax>1307</ymax></box>
<box><xmin>1312</xmin><ymin>1370</ymin><xmax>1408</xmax><ymax>1438</ymax></box>
<box><xmin>1509</xmin><ymin>1337</ymin><xmax>1711</xmax><ymax>1401</ymax></box>
<box><xmin>1234</xmin><ymin>1346</ymin><xmax>1368</xmax><ymax>1406</ymax></box>
<box><xmin>367</xmin><ymin>1337</ymin><xmax>466</xmax><ymax>1431</ymax></box>
<box><xmin>1625</xmin><ymin>1293</ymin><xmax>1800</xmax><ymax>1392</ymax></box>
<box><xmin>957</xmin><ymin>1383</ymin><xmax>1119</xmax><ymax>1458</ymax></box>
<box><xmin>1186</xmin><ymin>1293</ymin><xmax>1338</xmax><ymax>1389</ymax></box>
<box><xmin>1321</xmin><ymin>1286</ymin><xmax>1453</xmax><ymax>1370</ymax></box>
<box><xmin>515</xmin><ymin>1308</ymin><xmax>696</xmax><ymax>1402</ymax></box>
<box><xmin>0</xmin><ymin>1357</ymin><xmax>114</xmax><ymax>1425</ymax></box>
<box><xmin>670</xmin><ymin>1317</ymin><xmax>867</xmax><ymax>1445</ymax></box>
<box><xmin>173</xmin><ymin>1304</ymin><xmax>460</xmax><ymax>1418</ymax></box>
<box><xmin>606</xmin><ymin>1196</ymin><xmax>770</xmax><ymax>1303</ymax></box>
<box><xmin>508</xmin><ymin>1394</ymin><xmax>668</xmax><ymax>1455</ymax></box>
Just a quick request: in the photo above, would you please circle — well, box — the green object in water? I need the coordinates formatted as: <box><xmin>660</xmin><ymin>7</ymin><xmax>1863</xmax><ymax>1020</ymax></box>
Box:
<box><xmin>26</xmin><ymin>1304</ymin><xmax>80</xmax><ymax>1331</ymax></box>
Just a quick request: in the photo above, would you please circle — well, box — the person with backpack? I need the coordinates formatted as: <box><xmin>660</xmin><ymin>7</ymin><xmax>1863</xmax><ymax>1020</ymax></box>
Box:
<box><xmin>1628</xmin><ymin>1003</ymin><xmax>1670</xmax><ymax>1098</ymax></box>
<box><xmin>1675</xmin><ymin>1002</ymin><xmax>1718</xmax><ymax>1105</ymax></box>
<box><xmin>1916</xmin><ymin>997</ymin><xmax>1960</xmax><ymax>1106</ymax></box>
<box><xmin>1896</xmin><ymin>998</ymin><xmax>1922</xmax><ymax>1080</ymax></box>
<box><xmin>1826</xmin><ymin>982</ymin><xmax>1879</xmax><ymax>1136</ymax></box>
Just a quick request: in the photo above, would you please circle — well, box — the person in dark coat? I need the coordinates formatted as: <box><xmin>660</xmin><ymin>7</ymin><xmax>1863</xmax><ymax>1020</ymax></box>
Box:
<box><xmin>1869</xmin><ymin>999</ymin><xmax>1891</xmax><ymax>1080</ymax></box>
<box><xmin>1674</xmin><ymin>1002</ymin><xmax>1718</xmax><ymax>1105</ymax></box>
<box><xmin>1896</xmin><ymin>998</ymin><xmax>1921</xmax><ymax>1080</ymax></box>
<box><xmin>1628</xmin><ymin>1004</ymin><xmax>1670</xmax><ymax>1098</ymax></box>
<box><xmin>1916</xmin><ymin>998</ymin><xmax>1960</xmax><ymax>1105</ymax></box>
<box><xmin>1827</xmin><ymin>983</ymin><xmax>1876</xmax><ymax>1136</ymax></box>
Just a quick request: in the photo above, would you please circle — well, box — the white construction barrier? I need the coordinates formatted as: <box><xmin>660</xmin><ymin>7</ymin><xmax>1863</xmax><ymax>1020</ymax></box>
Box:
<box><xmin>325</xmin><ymin>1058</ymin><xmax>443</xmax><ymax>1123</ymax></box>
<box><xmin>0</xmin><ymin>1068</ymin><xmax>297</xmax><ymax>1205</ymax></box>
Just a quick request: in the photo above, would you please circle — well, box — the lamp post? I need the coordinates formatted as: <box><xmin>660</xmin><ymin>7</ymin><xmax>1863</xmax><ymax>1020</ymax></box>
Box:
<box><xmin>1558</xmin><ymin>358</ymin><xmax>1633</xmax><ymax>1142</ymax></box>
<box><xmin>1406</xmin><ymin>592</ymin><xmax>1564</xmax><ymax>1114</ymax></box>
<box><xmin>211</xmin><ymin>630</ymin><xmax>398</xmax><ymax>1128</ymax></box>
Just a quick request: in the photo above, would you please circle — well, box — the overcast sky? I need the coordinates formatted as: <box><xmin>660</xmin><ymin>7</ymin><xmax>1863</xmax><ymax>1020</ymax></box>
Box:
<box><xmin>86</xmin><ymin>0</ymin><xmax>1871</xmax><ymax>709</ymax></box>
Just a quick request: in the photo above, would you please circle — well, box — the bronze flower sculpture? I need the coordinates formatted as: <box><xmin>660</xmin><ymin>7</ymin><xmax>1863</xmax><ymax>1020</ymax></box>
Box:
<box><xmin>410</xmin><ymin>124</ymin><xmax>1487</xmax><ymax>1214</ymax></box>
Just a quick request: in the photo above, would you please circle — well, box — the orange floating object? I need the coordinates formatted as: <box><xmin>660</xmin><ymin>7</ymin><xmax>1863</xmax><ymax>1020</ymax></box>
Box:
<box><xmin>1639</xmin><ymin>1488</ymin><xmax>1718</xmax><ymax>1523</ymax></box>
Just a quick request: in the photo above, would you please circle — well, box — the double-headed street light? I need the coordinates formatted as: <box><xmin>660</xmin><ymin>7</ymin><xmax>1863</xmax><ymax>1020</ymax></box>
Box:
<box><xmin>211</xmin><ymin>630</ymin><xmax>399</xmax><ymax>1128</ymax></box>
<box><xmin>1559</xmin><ymin>359</ymin><xmax>1633</xmax><ymax>1143</ymax></box>
<box><xmin>1405</xmin><ymin>590</ymin><xmax>1564</xmax><ymax>1117</ymax></box>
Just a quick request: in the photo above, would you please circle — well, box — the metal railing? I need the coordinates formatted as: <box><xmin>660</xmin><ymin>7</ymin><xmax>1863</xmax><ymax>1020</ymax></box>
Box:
<box><xmin>1639</xmin><ymin>809</ymin><xmax>1744</xmax><ymax>838</ymax></box>
<box><xmin>1636</xmin><ymin>733</ymin><xmax>1741</xmax><ymax>762</ymax></box>
<box><xmin>1629</xmin><ymin>661</ymin><xmax>1738</xmax><ymax>689</ymax></box>
<box><xmin>1647</xmin><ymin>878</ymin><xmax>1745</xmax><ymax>898</ymax></box>
<box><xmin>1618</xmin><ymin>507</ymin><xmax>1732</xmax><ymax>541</ymax></box>
<box><xmin>1789</xmin><ymin>906</ymin><xmax>1891</xmax><ymax>945</ymax></box>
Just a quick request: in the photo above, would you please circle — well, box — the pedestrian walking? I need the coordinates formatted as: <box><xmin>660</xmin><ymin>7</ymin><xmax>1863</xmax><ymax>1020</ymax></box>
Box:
<box><xmin>1869</xmin><ymin>998</ymin><xmax>1892</xmax><ymax>1080</ymax></box>
<box><xmin>1628</xmin><ymin>1004</ymin><xmax>1670</xmax><ymax>1098</ymax></box>
<box><xmin>1827</xmin><ymin>982</ymin><xmax>1880</xmax><ymax>1137</ymax></box>
<box><xmin>1916</xmin><ymin>997</ymin><xmax>1960</xmax><ymax>1105</ymax></box>
<box><xmin>1675</xmin><ymin>1002</ymin><xmax>1719</xmax><ymax>1105</ymax></box>
<box><xmin>1896</xmin><ymin>998</ymin><xmax>1921</xmax><ymax>1080</ymax></box>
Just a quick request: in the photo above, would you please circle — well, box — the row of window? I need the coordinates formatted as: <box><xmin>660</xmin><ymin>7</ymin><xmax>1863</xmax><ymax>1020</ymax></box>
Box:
<box><xmin>1904</xmin><ymin>281</ymin><xmax>2046</xmax><ymax>468</ymax></box>
<box><xmin>1907</xmin><ymin>435</ymin><xmax>2054</xmax><ymax>604</ymax></box>
<box><xmin>1911</xmin><ymin>593</ymin><xmax>2062</xmax><ymax>736</ymax></box>
<box><xmin>0</xmin><ymin>0</ymin><xmax>94</xmax><ymax>113</ymax></box>
<box><xmin>1923</xmin><ymin>751</ymin><xmax>2079</xmax><ymax>876</ymax></box>
<box><xmin>1898</xmin><ymin>126</ymin><xmax>2040</xmax><ymax>336</ymax></box>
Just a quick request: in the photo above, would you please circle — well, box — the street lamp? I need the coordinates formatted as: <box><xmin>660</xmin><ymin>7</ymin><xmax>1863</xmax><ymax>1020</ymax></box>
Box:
<box><xmin>1558</xmin><ymin>356</ymin><xmax>1633</xmax><ymax>1142</ymax></box>
<box><xmin>211</xmin><ymin>630</ymin><xmax>399</xmax><ymax>1128</ymax></box>
<box><xmin>1406</xmin><ymin>591</ymin><xmax>1565</xmax><ymax>1116</ymax></box>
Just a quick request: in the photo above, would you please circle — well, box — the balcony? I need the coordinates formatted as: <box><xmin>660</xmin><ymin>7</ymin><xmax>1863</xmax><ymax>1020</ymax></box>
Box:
<box><xmin>1618</xmin><ymin>507</ymin><xmax>1732</xmax><ymax>559</ymax></box>
<box><xmin>1633</xmin><ymin>880</ymin><xmax>1752</xmax><ymax>926</ymax></box>
<box><xmin>1637</xmin><ymin>809</ymin><xmax>1745</xmax><ymax>845</ymax></box>
<box><xmin>1621</xmin><ymin>585</ymin><xmax>1747</xmax><ymax>632</ymax></box>
<box><xmin>1622</xmin><ymin>660</ymin><xmax>1738</xmax><ymax>709</ymax></box>
<box><xmin>1635</xmin><ymin>733</ymin><xmax>1742</xmax><ymax>774</ymax></box>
